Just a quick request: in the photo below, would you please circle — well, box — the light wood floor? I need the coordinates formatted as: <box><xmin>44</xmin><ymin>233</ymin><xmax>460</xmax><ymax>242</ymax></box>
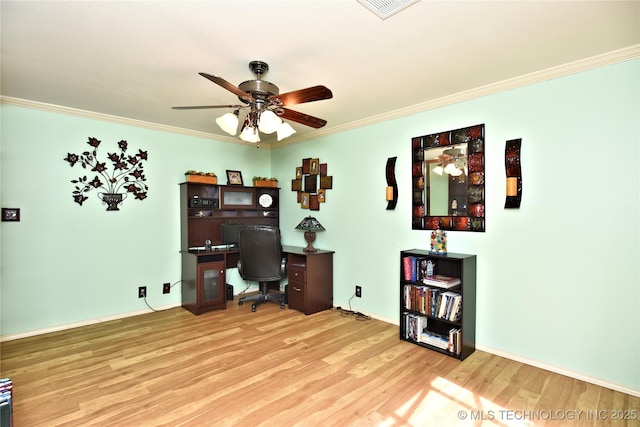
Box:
<box><xmin>1</xmin><ymin>301</ymin><xmax>638</xmax><ymax>427</ymax></box>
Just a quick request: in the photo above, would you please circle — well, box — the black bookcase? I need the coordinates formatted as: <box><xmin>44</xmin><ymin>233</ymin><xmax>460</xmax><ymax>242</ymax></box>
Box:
<box><xmin>400</xmin><ymin>249</ymin><xmax>476</xmax><ymax>360</ymax></box>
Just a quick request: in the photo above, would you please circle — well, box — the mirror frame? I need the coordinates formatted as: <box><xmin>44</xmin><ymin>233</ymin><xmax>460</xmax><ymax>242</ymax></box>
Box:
<box><xmin>411</xmin><ymin>124</ymin><xmax>485</xmax><ymax>232</ymax></box>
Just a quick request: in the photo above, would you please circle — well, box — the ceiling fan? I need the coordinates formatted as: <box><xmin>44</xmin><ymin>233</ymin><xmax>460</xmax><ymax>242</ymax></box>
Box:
<box><xmin>173</xmin><ymin>60</ymin><xmax>333</xmax><ymax>143</ymax></box>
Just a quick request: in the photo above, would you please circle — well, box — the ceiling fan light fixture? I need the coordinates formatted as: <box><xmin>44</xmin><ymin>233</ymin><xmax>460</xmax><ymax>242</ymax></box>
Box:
<box><xmin>444</xmin><ymin>162</ymin><xmax>458</xmax><ymax>175</ymax></box>
<box><xmin>276</xmin><ymin>122</ymin><xmax>296</xmax><ymax>141</ymax></box>
<box><xmin>258</xmin><ymin>110</ymin><xmax>282</xmax><ymax>134</ymax></box>
<box><xmin>215</xmin><ymin>111</ymin><xmax>239</xmax><ymax>135</ymax></box>
<box><xmin>239</xmin><ymin>125</ymin><xmax>260</xmax><ymax>143</ymax></box>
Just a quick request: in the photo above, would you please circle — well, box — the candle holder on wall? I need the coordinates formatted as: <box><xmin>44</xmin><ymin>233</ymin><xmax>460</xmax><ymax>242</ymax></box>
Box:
<box><xmin>386</xmin><ymin>156</ymin><xmax>398</xmax><ymax>210</ymax></box>
<box><xmin>504</xmin><ymin>138</ymin><xmax>522</xmax><ymax>209</ymax></box>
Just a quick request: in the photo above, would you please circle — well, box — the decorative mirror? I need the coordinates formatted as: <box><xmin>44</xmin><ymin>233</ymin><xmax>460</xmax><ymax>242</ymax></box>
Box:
<box><xmin>411</xmin><ymin>124</ymin><xmax>485</xmax><ymax>232</ymax></box>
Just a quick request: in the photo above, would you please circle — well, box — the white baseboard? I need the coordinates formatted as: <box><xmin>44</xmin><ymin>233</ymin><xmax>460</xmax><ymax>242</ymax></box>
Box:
<box><xmin>338</xmin><ymin>305</ymin><xmax>640</xmax><ymax>398</ymax></box>
<box><xmin>0</xmin><ymin>303</ymin><xmax>181</xmax><ymax>342</ymax></box>
<box><xmin>476</xmin><ymin>344</ymin><xmax>640</xmax><ymax>398</ymax></box>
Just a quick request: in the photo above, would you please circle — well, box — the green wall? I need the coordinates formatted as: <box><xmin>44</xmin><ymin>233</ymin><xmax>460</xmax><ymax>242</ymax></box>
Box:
<box><xmin>0</xmin><ymin>108</ymin><xmax>272</xmax><ymax>333</ymax></box>
<box><xmin>2</xmin><ymin>59</ymin><xmax>638</xmax><ymax>393</ymax></box>
<box><xmin>271</xmin><ymin>59</ymin><xmax>640</xmax><ymax>392</ymax></box>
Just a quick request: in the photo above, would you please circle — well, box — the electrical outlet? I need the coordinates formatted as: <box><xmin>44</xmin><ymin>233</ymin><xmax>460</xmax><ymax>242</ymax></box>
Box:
<box><xmin>163</xmin><ymin>282</ymin><xmax>171</xmax><ymax>294</ymax></box>
<box><xmin>138</xmin><ymin>286</ymin><xmax>147</xmax><ymax>298</ymax></box>
<box><xmin>355</xmin><ymin>285</ymin><xmax>362</xmax><ymax>298</ymax></box>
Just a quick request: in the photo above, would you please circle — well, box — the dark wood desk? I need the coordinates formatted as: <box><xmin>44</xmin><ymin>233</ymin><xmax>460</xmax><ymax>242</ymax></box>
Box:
<box><xmin>181</xmin><ymin>245</ymin><xmax>334</xmax><ymax>315</ymax></box>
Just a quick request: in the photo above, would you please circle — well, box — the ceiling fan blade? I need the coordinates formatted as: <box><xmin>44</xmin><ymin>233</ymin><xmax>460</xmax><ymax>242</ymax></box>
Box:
<box><xmin>199</xmin><ymin>72</ymin><xmax>253</xmax><ymax>103</ymax></box>
<box><xmin>172</xmin><ymin>105</ymin><xmax>243</xmax><ymax>110</ymax></box>
<box><xmin>270</xmin><ymin>85</ymin><xmax>333</xmax><ymax>106</ymax></box>
<box><xmin>278</xmin><ymin>107</ymin><xmax>327</xmax><ymax>129</ymax></box>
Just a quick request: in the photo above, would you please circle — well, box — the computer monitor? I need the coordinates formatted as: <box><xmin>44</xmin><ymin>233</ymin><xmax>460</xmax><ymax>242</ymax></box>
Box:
<box><xmin>222</xmin><ymin>223</ymin><xmax>245</xmax><ymax>248</ymax></box>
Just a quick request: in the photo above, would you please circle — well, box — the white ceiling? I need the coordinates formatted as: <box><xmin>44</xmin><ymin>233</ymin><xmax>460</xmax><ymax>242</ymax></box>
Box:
<box><xmin>1</xmin><ymin>1</ymin><xmax>639</xmax><ymax>146</ymax></box>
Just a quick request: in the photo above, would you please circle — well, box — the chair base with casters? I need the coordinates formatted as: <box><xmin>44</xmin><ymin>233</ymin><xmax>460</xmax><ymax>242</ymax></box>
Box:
<box><xmin>238</xmin><ymin>281</ymin><xmax>285</xmax><ymax>312</ymax></box>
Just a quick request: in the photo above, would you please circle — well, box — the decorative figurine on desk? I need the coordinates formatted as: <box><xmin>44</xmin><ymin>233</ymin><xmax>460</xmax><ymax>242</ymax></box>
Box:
<box><xmin>430</xmin><ymin>229</ymin><xmax>447</xmax><ymax>254</ymax></box>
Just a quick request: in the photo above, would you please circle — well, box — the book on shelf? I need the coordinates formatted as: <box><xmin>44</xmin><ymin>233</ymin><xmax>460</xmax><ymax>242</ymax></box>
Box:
<box><xmin>403</xmin><ymin>312</ymin><xmax>429</xmax><ymax>341</ymax></box>
<box><xmin>404</xmin><ymin>284</ymin><xmax>461</xmax><ymax>322</ymax></box>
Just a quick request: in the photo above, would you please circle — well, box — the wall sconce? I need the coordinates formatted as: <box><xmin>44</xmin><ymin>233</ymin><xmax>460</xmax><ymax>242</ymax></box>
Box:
<box><xmin>505</xmin><ymin>138</ymin><xmax>522</xmax><ymax>208</ymax></box>
<box><xmin>385</xmin><ymin>157</ymin><xmax>398</xmax><ymax>210</ymax></box>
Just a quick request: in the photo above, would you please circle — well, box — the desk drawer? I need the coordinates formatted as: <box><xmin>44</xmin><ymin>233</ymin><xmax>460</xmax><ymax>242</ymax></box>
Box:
<box><xmin>288</xmin><ymin>266</ymin><xmax>306</xmax><ymax>283</ymax></box>
<box><xmin>288</xmin><ymin>280</ymin><xmax>306</xmax><ymax>311</ymax></box>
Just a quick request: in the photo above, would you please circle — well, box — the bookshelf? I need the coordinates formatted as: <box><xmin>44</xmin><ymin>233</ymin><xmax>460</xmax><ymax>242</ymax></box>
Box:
<box><xmin>400</xmin><ymin>249</ymin><xmax>476</xmax><ymax>360</ymax></box>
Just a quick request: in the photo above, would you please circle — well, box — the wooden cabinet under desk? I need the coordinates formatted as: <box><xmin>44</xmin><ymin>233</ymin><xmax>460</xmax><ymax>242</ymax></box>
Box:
<box><xmin>181</xmin><ymin>252</ymin><xmax>227</xmax><ymax>315</ymax></box>
<box><xmin>284</xmin><ymin>245</ymin><xmax>334</xmax><ymax>315</ymax></box>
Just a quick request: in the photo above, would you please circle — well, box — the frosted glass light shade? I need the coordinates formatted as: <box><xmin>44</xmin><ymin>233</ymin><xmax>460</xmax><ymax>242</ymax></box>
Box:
<box><xmin>239</xmin><ymin>126</ymin><xmax>260</xmax><ymax>143</ymax></box>
<box><xmin>449</xmin><ymin>167</ymin><xmax>463</xmax><ymax>177</ymax></box>
<box><xmin>215</xmin><ymin>112</ymin><xmax>239</xmax><ymax>135</ymax></box>
<box><xmin>432</xmin><ymin>164</ymin><xmax>443</xmax><ymax>175</ymax></box>
<box><xmin>276</xmin><ymin>122</ymin><xmax>296</xmax><ymax>141</ymax></box>
<box><xmin>444</xmin><ymin>162</ymin><xmax>458</xmax><ymax>175</ymax></box>
<box><xmin>258</xmin><ymin>110</ymin><xmax>282</xmax><ymax>134</ymax></box>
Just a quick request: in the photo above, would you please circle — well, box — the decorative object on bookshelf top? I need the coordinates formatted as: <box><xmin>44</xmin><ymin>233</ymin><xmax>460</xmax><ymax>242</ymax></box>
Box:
<box><xmin>505</xmin><ymin>138</ymin><xmax>522</xmax><ymax>209</ymax></box>
<box><xmin>430</xmin><ymin>229</ymin><xmax>447</xmax><ymax>254</ymax></box>
<box><xmin>295</xmin><ymin>216</ymin><xmax>325</xmax><ymax>252</ymax></box>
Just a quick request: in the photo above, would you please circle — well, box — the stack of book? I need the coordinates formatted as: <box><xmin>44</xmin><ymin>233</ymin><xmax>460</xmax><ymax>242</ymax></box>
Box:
<box><xmin>420</xmin><ymin>330</ymin><xmax>449</xmax><ymax>350</ymax></box>
<box><xmin>0</xmin><ymin>378</ymin><xmax>12</xmax><ymax>427</ymax></box>
<box><xmin>421</xmin><ymin>274</ymin><xmax>460</xmax><ymax>288</ymax></box>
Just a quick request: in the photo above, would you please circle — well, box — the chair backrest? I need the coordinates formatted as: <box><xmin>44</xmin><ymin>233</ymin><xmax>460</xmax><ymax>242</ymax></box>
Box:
<box><xmin>237</xmin><ymin>225</ymin><xmax>285</xmax><ymax>282</ymax></box>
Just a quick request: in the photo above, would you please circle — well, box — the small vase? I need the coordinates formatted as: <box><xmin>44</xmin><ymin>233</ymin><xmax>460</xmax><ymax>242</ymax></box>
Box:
<box><xmin>99</xmin><ymin>193</ymin><xmax>126</xmax><ymax>211</ymax></box>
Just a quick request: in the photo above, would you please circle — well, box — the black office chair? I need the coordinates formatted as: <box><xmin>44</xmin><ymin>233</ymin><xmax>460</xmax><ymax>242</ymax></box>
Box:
<box><xmin>237</xmin><ymin>225</ymin><xmax>287</xmax><ymax>312</ymax></box>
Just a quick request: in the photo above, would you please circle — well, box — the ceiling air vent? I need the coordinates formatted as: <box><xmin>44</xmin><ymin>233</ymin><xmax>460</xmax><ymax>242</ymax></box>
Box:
<box><xmin>357</xmin><ymin>0</ymin><xmax>420</xmax><ymax>19</ymax></box>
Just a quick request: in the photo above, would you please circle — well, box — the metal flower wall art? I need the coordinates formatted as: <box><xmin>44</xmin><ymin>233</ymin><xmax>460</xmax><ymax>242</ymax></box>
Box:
<box><xmin>64</xmin><ymin>137</ymin><xmax>149</xmax><ymax>211</ymax></box>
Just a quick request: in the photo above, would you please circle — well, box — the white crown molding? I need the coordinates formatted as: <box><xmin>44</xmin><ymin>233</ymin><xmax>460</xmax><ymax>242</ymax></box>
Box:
<box><xmin>3</xmin><ymin>45</ymin><xmax>638</xmax><ymax>148</ymax></box>
<box><xmin>273</xmin><ymin>44</ymin><xmax>640</xmax><ymax>147</ymax></box>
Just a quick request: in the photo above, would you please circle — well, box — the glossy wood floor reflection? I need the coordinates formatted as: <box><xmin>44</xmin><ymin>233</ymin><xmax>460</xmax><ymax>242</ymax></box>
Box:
<box><xmin>2</xmin><ymin>302</ymin><xmax>638</xmax><ymax>427</ymax></box>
